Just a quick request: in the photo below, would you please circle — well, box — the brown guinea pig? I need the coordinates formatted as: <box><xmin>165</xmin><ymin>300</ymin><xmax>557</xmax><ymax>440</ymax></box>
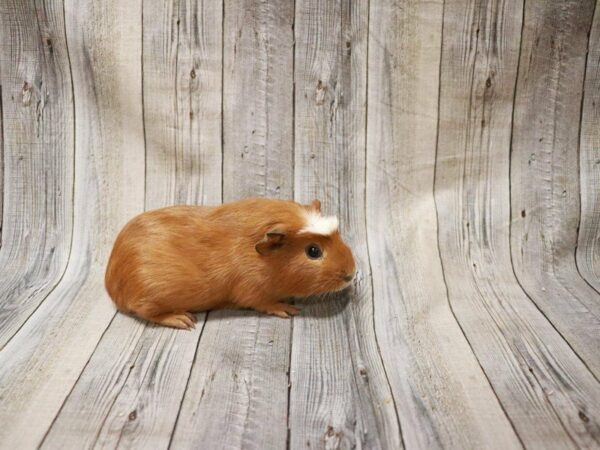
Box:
<box><xmin>105</xmin><ymin>197</ymin><xmax>356</xmax><ymax>329</ymax></box>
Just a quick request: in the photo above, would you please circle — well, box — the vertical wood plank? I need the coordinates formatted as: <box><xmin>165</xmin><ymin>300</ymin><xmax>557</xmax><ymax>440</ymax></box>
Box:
<box><xmin>144</xmin><ymin>0</ymin><xmax>222</xmax><ymax>207</ymax></box>
<box><xmin>510</xmin><ymin>0</ymin><xmax>600</xmax><ymax>376</ymax></box>
<box><xmin>436</xmin><ymin>0</ymin><xmax>600</xmax><ymax>448</ymax></box>
<box><xmin>576</xmin><ymin>4</ymin><xmax>600</xmax><ymax>293</ymax></box>
<box><xmin>0</xmin><ymin>0</ymin><xmax>74</xmax><ymax>348</ymax></box>
<box><xmin>41</xmin><ymin>0</ymin><xmax>223</xmax><ymax>448</ymax></box>
<box><xmin>0</xmin><ymin>84</ymin><xmax>3</xmax><ymax>245</ymax></box>
<box><xmin>170</xmin><ymin>1</ymin><xmax>294</xmax><ymax>448</ymax></box>
<box><xmin>222</xmin><ymin>0</ymin><xmax>293</xmax><ymax>199</ymax></box>
<box><xmin>366</xmin><ymin>0</ymin><xmax>522</xmax><ymax>448</ymax></box>
<box><xmin>290</xmin><ymin>1</ymin><xmax>402</xmax><ymax>448</ymax></box>
<box><xmin>0</xmin><ymin>0</ymin><xmax>145</xmax><ymax>447</ymax></box>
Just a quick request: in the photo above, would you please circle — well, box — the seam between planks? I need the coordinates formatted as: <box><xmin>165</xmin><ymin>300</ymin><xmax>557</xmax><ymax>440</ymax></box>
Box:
<box><xmin>362</xmin><ymin>0</ymin><xmax>405</xmax><ymax>447</ymax></box>
<box><xmin>166</xmin><ymin>4</ymin><xmax>225</xmax><ymax>447</ymax></box>
<box><xmin>173</xmin><ymin>0</ymin><xmax>181</xmax><ymax>187</ymax></box>
<box><xmin>0</xmin><ymin>0</ymin><xmax>79</xmax><ymax>354</ymax></box>
<box><xmin>286</xmin><ymin>2</ymin><xmax>296</xmax><ymax>448</ymax></box>
<box><xmin>165</xmin><ymin>313</ymin><xmax>208</xmax><ymax>450</ymax></box>
<box><xmin>431</xmin><ymin>1</ymin><xmax>525</xmax><ymax>447</ymax></box>
<box><xmin>91</xmin><ymin>332</ymin><xmax>144</xmax><ymax>447</ymax></box>
<box><xmin>220</xmin><ymin>0</ymin><xmax>225</xmax><ymax>205</ymax></box>
<box><xmin>287</xmin><ymin>2</ymin><xmax>297</xmax><ymax>447</ymax></box>
<box><xmin>285</xmin><ymin>312</ymin><xmax>293</xmax><ymax>450</ymax></box>
<box><xmin>39</xmin><ymin>312</ymin><xmax>121</xmax><ymax>448</ymax></box>
<box><xmin>506</xmin><ymin>0</ymin><xmax>600</xmax><ymax>385</ymax></box>
<box><xmin>510</xmin><ymin>338</ymin><xmax>579</xmax><ymax>447</ymax></box>
<box><xmin>142</xmin><ymin>0</ymin><xmax>147</xmax><ymax>212</ymax></box>
<box><xmin>0</xmin><ymin>84</ymin><xmax>4</xmax><ymax>249</ymax></box>
<box><xmin>574</xmin><ymin>0</ymin><xmax>600</xmax><ymax>297</ymax></box>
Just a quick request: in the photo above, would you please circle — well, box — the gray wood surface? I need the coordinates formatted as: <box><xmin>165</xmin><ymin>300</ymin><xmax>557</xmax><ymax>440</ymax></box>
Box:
<box><xmin>1</xmin><ymin>0</ymin><xmax>599</xmax><ymax>448</ymax></box>
<box><xmin>436</xmin><ymin>0</ymin><xmax>600</xmax><ymax>448</ymax></box>
<box><xmin>291</xmin><ymin>1</ymin><xmax>401</xmax><ymax>448</ymax></box>
<box><xmin>510</xmin><ymin>0</ymin><xmax>600</xmax><ymax>379</ymax></box>
<box><xmin>577</xmin><ymin>4</ymin><xmax>600</xmax><ymax>294</ymax></box>
<box><xmin>0</xmin><ymin>0</ymin><xmax>145</xmax><ymax>447</ymax></box>
<box><xmin>367</xmin><ymin>1</ymin><xmax>522</xmax><ymax>448</ymax></box>
<box><xmin>0</xmin><ymin>0</ymin><xmax>74</xmax><ymax>348</ymax></box>
<box><xmin>44</xmin><ymin>1</ymin><xmax>222</xmax><ymax>448</ymax></box>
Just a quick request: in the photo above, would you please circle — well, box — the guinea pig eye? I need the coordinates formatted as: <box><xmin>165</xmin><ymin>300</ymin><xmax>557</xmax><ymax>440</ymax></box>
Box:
<box><xmin>305</xmin><ymin>244</ymin><xmax>323</xmax><ymax>259</ymax></box>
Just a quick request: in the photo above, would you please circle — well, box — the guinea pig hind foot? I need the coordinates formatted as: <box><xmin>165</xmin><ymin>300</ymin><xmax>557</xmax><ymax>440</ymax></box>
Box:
<box><xmin>144</xmin><ymin>311</ymin><xmax>197</xmax><ymax>330</ymax></box>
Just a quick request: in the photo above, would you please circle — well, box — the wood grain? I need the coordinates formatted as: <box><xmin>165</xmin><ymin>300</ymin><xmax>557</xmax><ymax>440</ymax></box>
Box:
<box><xmin>0</xmin><ymin>0</ymin><xmax>74</xmax><ymax>348</ymax></box>
<box><xmin>42</xmin><ymin>317</ymin><xmax>201</xmax><ymax>449</ymax></box>
<box><xmin>436</xmin><ymin>0</ymin><xmax>600</xmax><ymax>448</ymax></box>
<box><xmin>0</xmin><ymin>0</ymin><xmax>599</xmax><ymax>448</ymax></box>
<box><xmin>0</xmin><ymin>83</ymin><xmax>3</xmax><ymax>245</ymax></box>
<box><xmin>290</xmin><ymin>0</ymin><xmax>401</xmax><ymax>448</ymax></box>
<box><xmin>366</xmin><ymin>0</ymin><xmax>522</xmax><ymax>448</ymax></box>
<box><xmin>510</xmin><ymin>0</ymin><xmax>600</xmax><ymax>377</ymax></box>
<box><xmin>170</xmin><ymin>1</ymin><xmax>294</xmax><ymax>448</ymax></box>
<box><xmin>144</xmin><ymin>0</ymin><xmax>222</xmax><ymax>207</ymax></box>
<box><xmin>222</xmin><ymin>0</ymin><xmax>294</xmax><ymax>200</ymax></box>
<box><xmin>577</xmin><ymin>3</ymin><xmax>600</xmax><ymax>293</ymax></box>
<box><xmin>0</xmin><ymin>0</ymin><xmax>145</xmax><ymax>446</ymax></box>
<box><xmin>42</xmin><ymin>0</ymin><xmax>223</xmax><ymax>447</ymax></box>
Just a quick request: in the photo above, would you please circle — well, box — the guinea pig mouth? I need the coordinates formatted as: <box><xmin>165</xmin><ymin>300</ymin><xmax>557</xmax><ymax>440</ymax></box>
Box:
<box><xmin>334</xmin><ymin>278</ymin><xmax>354</xmax><ymax>292</ymax></box>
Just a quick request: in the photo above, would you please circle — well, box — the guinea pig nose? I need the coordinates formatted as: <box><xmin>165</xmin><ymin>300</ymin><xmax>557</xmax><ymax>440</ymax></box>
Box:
<box><xmin>343</xmin><ymin>272</ymin><xmax>355</xmax><ymax>282</ymax></box>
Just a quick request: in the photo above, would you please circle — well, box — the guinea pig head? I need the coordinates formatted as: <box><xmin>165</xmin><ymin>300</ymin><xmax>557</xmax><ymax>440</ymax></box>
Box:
<box><xmin>255</xmin><ymin>202</ymin><xmax>356</xmax><ymax>297</ymax></box>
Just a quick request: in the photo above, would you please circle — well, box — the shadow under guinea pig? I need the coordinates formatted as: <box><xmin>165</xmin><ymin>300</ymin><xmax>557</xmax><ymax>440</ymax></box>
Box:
<box><xmin>202</xmin><ymin>287</ymin><xmax>354</xmax><ymax>321</ymax></box>
<box><xmin>291</xmin><ymin>289</ymin><xmax>352</xmax><ymax>318</ymax></box>
<box><xmin>128</xmin><ymin>287</ymin><xmax>355</xmax><ymax>328</ymax></box>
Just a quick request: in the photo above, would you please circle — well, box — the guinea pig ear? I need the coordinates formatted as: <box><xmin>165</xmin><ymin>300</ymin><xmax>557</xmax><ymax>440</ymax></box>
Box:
<box><xmin>310</xmin><ymin>199</ymin><xmax>321</xmax><ymax>213</ymax></box>
<box><xmin>255</xmin><ymin>228</ymin><xmax>287</xmax><ymax>255</ymax></box>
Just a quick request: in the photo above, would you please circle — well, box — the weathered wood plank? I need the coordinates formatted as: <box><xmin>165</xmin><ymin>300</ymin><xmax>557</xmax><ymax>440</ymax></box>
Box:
<box><xmin>170</xmin><ymin>1</ymin><xmax>294</xmax><ymax>448</ymax></box>
<box><xmin>222</xmin><ymin>0</ymin><xmax>294</xmax><ymax>199</ymax></box>
<box><xmin>436</xmin><ymin>0</ymin><xmax>600</xmax><ymax>448</ymax></box>
<box><xmin>42</xmin><ymin>317</ymin><xmax>202</xmax><ymax>449</ymax></box>
<box><xmin>577</xmin><ymin>4</ymin><xmax>600</xmax><ymax>293</ymax></box>
<box><xmin>0</xmin><ymin>0</ymin><xmax>74</xmax><ymax>348</ymax></box>
<box><xmin>0</xmin><ymin>84</ymin><xmax>3</xmax><ymax>245</ymax></box>
<box><xmin>144</xmin><ymin>0</ymin><xmax>222</xmax><ymax>207</ymax></box>
<box><xmin>0</xmin><ymin>0</ymin><xmax>145</xmax><ymax>447</ymax></box>
<box><xmin>290</xmin><ymin>1</ymin><xmax>402</xmax><ymax>448</ymax></box>
<box><xmin>41</xmin><ymin>1</ymin><xmax>223</xmax><ymax>448</ymax></box>
<box><xmin>510</xmin><ymin>0</ymin><xmax>600</xmax><ymax>376</ymax></box>
<box><xmin>366</xmin><ymin>1</ymin><xmax>522</xmax><ymax>448</ymax></box>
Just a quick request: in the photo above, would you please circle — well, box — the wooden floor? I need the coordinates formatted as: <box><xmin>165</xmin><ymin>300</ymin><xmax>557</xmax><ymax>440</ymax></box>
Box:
<box><xmin>0</xmin><ymin>0</ymin><xmax>599</xmax><ymax>448</ymax></box>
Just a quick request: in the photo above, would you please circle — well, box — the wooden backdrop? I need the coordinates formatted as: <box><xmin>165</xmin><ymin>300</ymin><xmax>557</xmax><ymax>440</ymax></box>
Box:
<box><xmin>0</xmin><ymin>0</ymin><xmax>599</xmax><ymax>448</ymax></box>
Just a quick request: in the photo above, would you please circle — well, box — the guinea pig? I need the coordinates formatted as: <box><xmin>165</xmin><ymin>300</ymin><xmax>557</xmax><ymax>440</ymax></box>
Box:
<box><xmin>105</xmin><ymin>197</ymin><xmax>356</xmax><ymax>329</ymax></box>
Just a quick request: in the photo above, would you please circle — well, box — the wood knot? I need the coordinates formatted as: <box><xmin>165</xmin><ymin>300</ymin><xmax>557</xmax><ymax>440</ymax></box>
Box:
<box><xmin>324</xmin><ymin>426</ymin><xmax>342</xmax><ymax>447</ymax></box>
<box><xmin>315</xmin><ymin>80</ymin><xmax>327</xmax><ymax>105</ymax></box>
<box><xmin>22</xmin><ymin>81</ymin><xmax>33</xmax><ymax>106</ymax></box>
<box><xmin>359</xmin><ymin>367</ymin><xmax>368</xmax><ymax>381</ymax></box>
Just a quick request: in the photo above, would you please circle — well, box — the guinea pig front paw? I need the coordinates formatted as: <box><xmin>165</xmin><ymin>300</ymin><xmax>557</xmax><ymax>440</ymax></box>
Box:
<box><xmin>260</xmin><ymin>302</ymin><xmax>301</xmax><ymax>319</ymax></box>
<box><xmin>150</xmin><ymin>311</ymin><xmax>197</xmax><ymax>330</ymax></box>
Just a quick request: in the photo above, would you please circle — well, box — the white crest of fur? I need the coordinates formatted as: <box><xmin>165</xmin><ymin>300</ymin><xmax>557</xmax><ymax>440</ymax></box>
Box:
<box><xmin>299</xmin><ymin>211</ymin><xmax>339</xmax><ymax>236</ymax></box>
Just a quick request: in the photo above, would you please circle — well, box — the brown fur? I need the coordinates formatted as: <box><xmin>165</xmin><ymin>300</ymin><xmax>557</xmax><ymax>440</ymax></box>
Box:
<box><xmin>105</xmin><ymin>198</ymin><xmax>356</xmax><ymax>329</ymax></box>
